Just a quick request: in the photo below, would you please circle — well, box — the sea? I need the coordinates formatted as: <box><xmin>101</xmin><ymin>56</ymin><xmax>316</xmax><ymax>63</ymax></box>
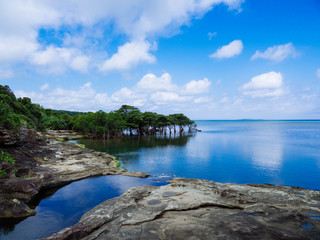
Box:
<box><xmin>1</xmin><ymin>120</ymin><xmax>320</xmax><ymax>239</ymax></box>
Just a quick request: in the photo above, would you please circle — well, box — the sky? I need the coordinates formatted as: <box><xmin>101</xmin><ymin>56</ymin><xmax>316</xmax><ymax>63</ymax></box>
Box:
<box><xmin>0</xmin><ymin>0</ymin><xmax>320</xmax><ymax>119</ymax></box>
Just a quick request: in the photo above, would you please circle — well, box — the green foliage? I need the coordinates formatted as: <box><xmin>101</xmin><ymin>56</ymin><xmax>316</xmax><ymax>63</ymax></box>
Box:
<box><xmin>0</xmin><ymin>84</ymin><xmax>195</xmax><ymax>138</ymax></box>
<box><xmin>0</xmin><ymin>86</ymin><xmax>46</xmax><ymax>131</ymax></box>
<box><xmin>0</xmin><ymin>151</ymin><xmax>17</xmax><ymax>176</ymax></box>
<box><xmin>43</xmin><ymin>116</ymin><xmax>67</xmax><ymax>130</ymax></box>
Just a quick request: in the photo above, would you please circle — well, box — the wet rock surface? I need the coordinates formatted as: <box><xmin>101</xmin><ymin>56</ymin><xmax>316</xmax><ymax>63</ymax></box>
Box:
<box><xmin>0</xmin><ymin>130</ymin><xmax>148</xmax><ymax>219</ymax></box>
<box><xmin>45</xmin><ymin>178</ymin><xmax>320</xmax><ymax>240</ymax></box>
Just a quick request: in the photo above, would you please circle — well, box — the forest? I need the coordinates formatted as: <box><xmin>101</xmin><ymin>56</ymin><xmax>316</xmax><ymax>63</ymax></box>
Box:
<box><xmin>0</xmin><ymin>84</ymin><xmax>196</xmax><ymax>139</ymax></box>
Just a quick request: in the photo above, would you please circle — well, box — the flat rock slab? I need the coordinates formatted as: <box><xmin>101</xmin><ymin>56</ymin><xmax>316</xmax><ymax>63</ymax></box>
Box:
<box><xmin>45</xmin><ymin>178</ymin><xmax>320</xmax><ymax>240</ymax></box>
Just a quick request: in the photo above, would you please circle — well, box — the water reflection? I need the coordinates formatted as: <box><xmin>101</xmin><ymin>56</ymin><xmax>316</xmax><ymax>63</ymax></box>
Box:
<box><xmin>0</xmin><ymin>175</ymin><xmax>166</xmax><ymax>240</ymax></box>
<box><xmin>2</xmin><ymin>120</ymin><xmax>320</xmax><ymax>239</ymax></box>
<box><xmin>77</xmin><ymin>133</ymin><xmax>194</xmax><ymax>155</ymax></box>
<box><xmin>251</xmin><ymin>142</ymin><xmax>283</xmax><ymax>171</ymax></box>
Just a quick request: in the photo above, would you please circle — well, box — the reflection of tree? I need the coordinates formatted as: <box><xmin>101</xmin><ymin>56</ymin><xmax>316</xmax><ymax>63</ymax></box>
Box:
<box><xmin>77</xmin><ymin>133</ymin><xmax>195</xmax><ymax>155</ymax></box>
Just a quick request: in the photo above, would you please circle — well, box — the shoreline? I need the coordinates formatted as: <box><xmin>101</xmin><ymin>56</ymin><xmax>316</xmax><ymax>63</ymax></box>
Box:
<box><xmin>0</xmin><ymin>130</ymin><xmax>149</xmax><ymax>219</ymax></box>
<box><xmin>1</xmin><ymin>130</ymin><xmax>320</xmax><ymax>239</ymax></box>
<box><xmin>44</xmin><ymin>178</ymin><xmax>320</xmax><ymax>239</ymax></box>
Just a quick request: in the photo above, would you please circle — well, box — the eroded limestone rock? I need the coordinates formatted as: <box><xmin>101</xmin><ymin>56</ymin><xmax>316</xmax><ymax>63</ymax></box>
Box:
<box><xmin>45</xmin><ymin>178</ymin><xmax>320</xmax><ymax>240</ymax></box>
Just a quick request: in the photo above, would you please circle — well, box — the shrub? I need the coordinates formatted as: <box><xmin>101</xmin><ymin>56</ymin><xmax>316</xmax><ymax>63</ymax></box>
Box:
<box><xmin>0</xmin><ymin>151</ymin><xmax>17</xmax><ymax>177</ymax></box>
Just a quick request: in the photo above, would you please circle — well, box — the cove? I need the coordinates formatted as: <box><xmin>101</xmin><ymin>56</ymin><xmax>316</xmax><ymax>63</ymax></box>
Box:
<box><xmin>1</xmin><ymin>120</ymin><xmax>320</xmax><ymax>239</ymax></box>
<box><xmin>0</xmin><ymin>175</ymin><xmax>168</xmax><ymax>240</ymax></box>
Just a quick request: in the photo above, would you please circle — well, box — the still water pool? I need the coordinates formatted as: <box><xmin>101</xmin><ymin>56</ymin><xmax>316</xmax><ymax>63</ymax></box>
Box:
<box><xmin>1</xmin><ymin>120</ymin><xmax>320</xmax><ymax>239</ymax></box>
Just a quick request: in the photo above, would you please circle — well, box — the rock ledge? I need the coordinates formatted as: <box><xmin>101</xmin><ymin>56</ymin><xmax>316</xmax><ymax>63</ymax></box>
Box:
<box><xmin>44</xmin><ymin>178</ymin><xmax>320</xmax><ymax>240</ymax></box>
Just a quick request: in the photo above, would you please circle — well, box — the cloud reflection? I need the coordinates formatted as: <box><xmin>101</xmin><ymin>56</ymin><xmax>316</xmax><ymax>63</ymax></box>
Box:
<box><xmin>251</xmin><ymin>142</ymin><xmax>283</xmax><ymax>171</ymax></box>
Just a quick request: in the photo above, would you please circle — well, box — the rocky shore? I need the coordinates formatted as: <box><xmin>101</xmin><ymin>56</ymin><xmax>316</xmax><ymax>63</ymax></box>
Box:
<box><xmin>0</xmin><ymin>130</ymin><xmax>148</xmax><ymax>219</ymax></box>
<box><xmin>45</xmin><ymin>178</ymin><xmax>320</xmax><ymax>240</ymax></box>
<box><xmin>1</xmin><ymin>129</ymin><xmax>320</xmax><ymax>239</ymax></box>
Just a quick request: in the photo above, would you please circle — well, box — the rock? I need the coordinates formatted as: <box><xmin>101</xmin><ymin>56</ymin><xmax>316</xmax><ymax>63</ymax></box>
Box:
<box><xmin>0</xmin><ymin>126</ymin><xmax>19</xmax><ymax>146</ymax></box>
<box><xmin>40</xmin><ymin>130</ymin><xmax>86</xmax><ymax>141</ymax></box>
<box><xmin>44</xmin><ymin>178</ymin><xmax>320</xmax><ymax>240</ymax></box>
<box><xmin>0</xmin><ymin>198</ymin><xmax>36</xmax><ymax>218</ymax></box>
<box><xmin>0</xmin><ymin>130</ymin><xmax>149</xmax><ymax>219</ymax></box>
<box><xmin>0</xmin><ymin>126</ymin><xmax>39</xmax><ymax>146</ymax></box>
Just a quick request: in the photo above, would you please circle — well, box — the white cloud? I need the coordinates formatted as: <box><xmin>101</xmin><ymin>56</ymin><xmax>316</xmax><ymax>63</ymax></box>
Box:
<box><xmin>112</xmin><ymin>73</ymin><xmax>211</xmax><ymax>107</ymax></box>
<box><xmin>210</xmin><ymin>40</ymin><xmax>243</xmax><ymax>59</ymax></box>
<box><xmin>14</xmin><ymin>72</ymin><xmax>213</xmax><ymax>113</ymax></box>
<box><xmin>111</xmin><ymin>87</ymin><xmax>146</xmax><ymax>107</ymax></box>
<box><xmin>100</xmin><ymin>41</ymin><xmax>156</xmax><ymax>72</ymax></box>
<box><xmin>70</xmin><ymin>56</ymin><xmax>90</xmax><ymax>73</ymax></box>
<box><xmin>182</xmin><ymin>78</ymin><xmax>211</xmax><ymax>94</ymax></box>
<box><xmin>317</xmin><ymin>68</ymin><xmax>320</xmax><ymax>78</ymax></box>
<box><xmin>240</xmin><ymin>72</ymin><xmax>284</xmax><ymax>98</ymax></box>
<box><xmin>251</xmin><ymin>42</ymin><xmax>296</xmax><ymax>62</ymax></box>
<box><xmin>40</xmin><ymin>83</ymin><xmax>49</xmax><ymax>91</ymax></box>
<box><xmin>151</xmin><ymin>92</ymin><xmax>190</xmax><ymax>104</ymax></box>
<box><xmin>0</xmin><ymin>0</ymin><xmax>244</xmax><ymax>74</ymax></box>
<box><xmin>136</xmin><ymin>73</ymin><xmax>177</xmax><ymax>91</ymax></box>
<box><xmin>30</xmin><ymin>46</ymin><xmax>90</xmax><ymax>74</ymax></box>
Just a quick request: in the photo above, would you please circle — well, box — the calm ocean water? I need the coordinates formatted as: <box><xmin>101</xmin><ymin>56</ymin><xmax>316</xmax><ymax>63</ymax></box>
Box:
<box><xmin>1</xmin><ymin>120</ymin><xmax>320</xmax><ymax>239</ymax></box>
<box><xmin>78</xmin><ymin>120</ymin><xmax>320</xmax><ymax>190</ymax></box>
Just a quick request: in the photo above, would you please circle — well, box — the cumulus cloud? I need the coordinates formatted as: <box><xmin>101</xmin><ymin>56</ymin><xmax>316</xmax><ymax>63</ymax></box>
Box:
<box><xmin>182</xmin><ymin>78</ymin><xmax>211</xmax><ymax>94</ymax></box>
<box><xmin>30</xmin><ymin>46</ymin><xmax>90</xmax><ymax>74</ymax></box>
<box><xmin>15</xmin><ymin>72</ymin><xmax>213</xmax><ymax>112</ymax></box>
<box><xmin>112</xmin><ymin>73</ymin><xmax>211</xmax><ymax>106</ymax></box>
<box><xmin>240</xmin><ymin>72</ymin><xmax>284</xmax><ymax>98</ymax></box>
<box><xmin>151</xmin><ymin>92</ymin><xmax>190</xmax><ymax>104</ymax></box>
<box><xmin>210</xmin><ymin>40</ymin><xmax>243</xmax><ymax>59</ymax></box>
<box><xmin>136</xmin><ymin>73</ymin><xmax>177</xmax><ymax>91</ymax></box>
<box><xmin>251</xmin><ymin>43</ymin><xmax>296</xmax><ymax>62</ymax></box>
<box><xmin>100</xmin><ymin>41</ymin><xmax>156</xmax><ymax>72</ymax></box>
<box><xmin>0</xmin><ymin>0</ymin><xmax>244</xmax><ymax>74</ymax></box>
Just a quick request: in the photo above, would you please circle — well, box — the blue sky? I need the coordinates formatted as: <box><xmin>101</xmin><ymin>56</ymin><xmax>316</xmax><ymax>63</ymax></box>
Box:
<box><xmin>0</xmin><ymin>0</ymin><xmax>320</xmax><ymax>119</ymax></box>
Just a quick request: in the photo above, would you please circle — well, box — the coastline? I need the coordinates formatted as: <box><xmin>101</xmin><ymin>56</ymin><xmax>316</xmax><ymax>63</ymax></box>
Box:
<box><xmin>0</xmin><ymin>130</ymin><xmax>148</xmax><ymax>219</ymax></box>
<box><xmin>1</xmin><ymin>130</ymin><xmax>320</xmax><ymax>239</ymax></box>
<box><xmin>44</xmin><ymin>178</ymin><xmax>320</xmax><ymax>239</ymax></box>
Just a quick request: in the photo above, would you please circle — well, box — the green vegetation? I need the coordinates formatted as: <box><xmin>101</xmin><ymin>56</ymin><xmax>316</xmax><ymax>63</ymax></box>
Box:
<box><xmin>0</xmin><ymin>151</ymin><xmax>17</xmax><ymax>176</ymax></box>
<box><xmin>75</xmin><ymin>143</ymin><xmax>85</xmax><ymax>148</ymax></box>
<box><xmin>0</xmin><ymin>84</ymin><xmax>196</xmax><ymax>139</ymax></box>
<box><xmin>115</xmin><ymin>160</ymin><xmax>121</xmax><ymax>168</ymax></box>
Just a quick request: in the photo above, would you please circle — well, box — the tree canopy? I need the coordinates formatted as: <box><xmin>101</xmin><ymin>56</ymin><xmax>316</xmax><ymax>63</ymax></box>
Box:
<box><xmin>0</xmin><ymin>84</ymin><xmax>196</xmax><ymax>138</ymax></box>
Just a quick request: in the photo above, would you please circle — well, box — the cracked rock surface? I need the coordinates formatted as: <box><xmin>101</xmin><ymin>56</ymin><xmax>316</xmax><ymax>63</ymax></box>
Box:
<box><xmin>45</xmin><ymin>178</ymin><xmax>320</xmax><ymax>240</ymax></box>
